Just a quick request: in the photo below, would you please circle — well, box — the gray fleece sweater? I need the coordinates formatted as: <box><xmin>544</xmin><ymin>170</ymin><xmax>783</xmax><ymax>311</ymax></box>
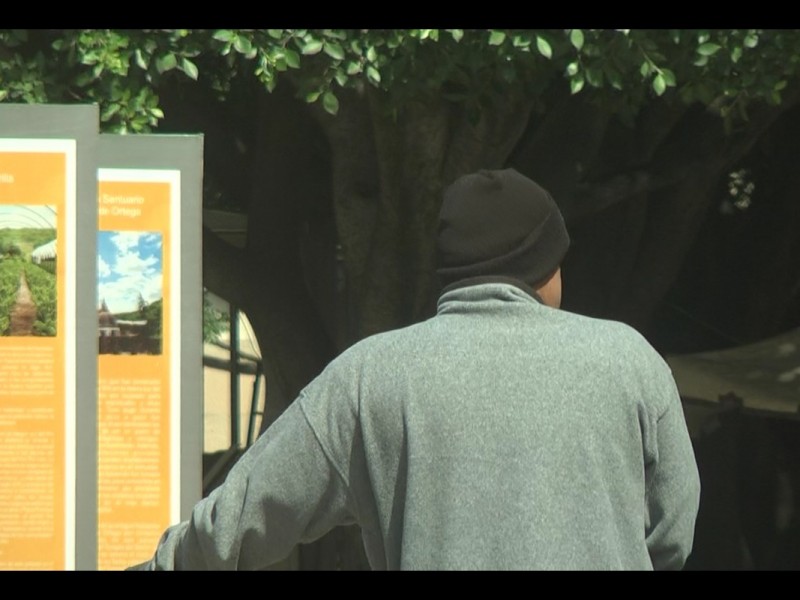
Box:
<box><xmin>141</xmin><ymin>282</ymin><xmax>700</xmax><ymax>570</ymax></box>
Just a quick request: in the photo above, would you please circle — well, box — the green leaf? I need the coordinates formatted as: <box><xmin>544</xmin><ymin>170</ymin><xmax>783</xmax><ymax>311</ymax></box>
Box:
<box><xmin>775</xmin><ymin>80</ymin><xmax>788</xmax><ymax>91</ymax></box>
<box><xmin>693</xmin><ymin>54</ymin><xmax>709</xmax><ymax>67</ymax></box>
<box><xmin>334</xmin><ymin>70</ymin><xmax>348</xmax><ymax>86</ymax></box>
<box><xmin>155</xmin><ymin>53</ymin><xmax>178</xmax><ymax>74</ymax></box>
<box><xmin>322</xmin><ymin>90</ymin><xmax>339</xmax><ymax>115</ymax></box>
<box><xmin>570</xmin><ymin>29</ymin><xmax>584</xmax><ymax>51</ymax></box>
<box><xmin>181</xmin><ymin>58</ymin><xmax>199</xmax><ymax>80</ymax></box>
<box><xmin>284</xmin><ymin>48</ymin><xmax>300</xmax><ymax>69</ymax></box>
<box><xmin>652</xmin><ymin>73</ymin><xmax>666</xmax><ymax>96</ymax></box>
<box><xmin>366</xmin><ymin>46</ymin><xmax>377</xmax><ymax>62</ymax></box>
<box><xmin>322</xmin><ymin>29</ymin><xmax>346</xmax><ymax>41</ymax></box>
<box><xmin>512</xmin><ymin>33</ymin><xmax>531</xmax><ymax>48</ymax></box>
<box><xmin>585</xmin><ymin>67</ymin><xmax>603</xmax><ymax>88</ymax></box>
<box><xmin>366</xmin><ymin>65</ymin><xmax>381</xmax><ymax>84</ymax></box>
<box><xmin>267</xmin><ymin>30</ymin><xmax>283</xmax><ymax>39</ymax></box>
<box><xmin>570</xmin><ymin>74</ymin><xmax>585</xmax><ymax>95</ymax></box>
<box><xmin>450</xmin><ymin>29</ymin><xmax>464</xmax><ymax>42</ymax></box>
<box><xmin>536</xmin><ymin>35</ymin><xmax>552</xmax><ymax>59</ymax></box>
<box><xmin>345</xmin><ymin>60</ymin><xmax>361</xmax><ymax>75</ymax></box>
<box><xmin>150</xmin><ymin>107</ymin><xmax>164</xmax><ymax>119</ymax></box>
<box><xmin>134</xmin><ymin>49</ymin><xmax>148</xmax><ymax>70</ymax></box>
<box><xmin>302</xmin><ymin>39</ymin><xmax>324</xmax><ymax>55</ymax></box>
<box><xmin>640</xmin><ymin>61</ymin><xmax>652</xmax><ymax>77</ymax></box>
<box><xmin>305</xmin><ymin>90</ymin><xmax>321</xmax><ymax>103</ymax></box>
<box><xmin>566</xmin><ymin>61</ymin><xmax>579</xmax><ymax>76</ymax></box>
<box><xmin>660</xmin><ymin>68</ymin><xmax>676</xmax><ymax>87</ymax></box>
<box><xmin>233</xmin><ymin>36</ymin><xmax>253</xmax><ymax>54</ymax></box>
<box><xmin>212</xmin><ymin>30</ymin><xmax>235</xmax><ymax>43</ymax></box>
<box><xmin>101</xmin><ymin>102</ymin><xmax>120</xmax><ymax>121</ymax></box>
<box><xmin>744</xmin><ymin>33</ymin><xmax>759</xmax><ymax>48</ymax></box>
<box><xmin>488</xmin><ymin>31</ymin><xmax>506</xmax><ymax>46</ymax></box>
<box><xmin>697</xmin><ymin>43</ymin><xmax>721</xmax><ymax>56</ymax></box>
<box><xmin>324</xmin><ymin>41</ymin><xmax>345</xmax><ymax>60</ymax></box>
<box><xmin>731</xmin><ymin>46</ymin><xmax>743</xmax><ymax>63</ymax></box>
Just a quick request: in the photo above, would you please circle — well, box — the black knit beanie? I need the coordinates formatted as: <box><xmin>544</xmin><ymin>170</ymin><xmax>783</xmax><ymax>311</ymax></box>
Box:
<box><xmin>436</xmin><ymin>168</ymin><xmax>570</xmax><ymax>289</ymax></box>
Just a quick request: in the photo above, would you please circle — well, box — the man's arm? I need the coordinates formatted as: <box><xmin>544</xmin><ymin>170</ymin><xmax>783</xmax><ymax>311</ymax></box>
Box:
<box><xmin>131</xmin><ymin>400</ymin><xmax>355</xmax><ymax>570</ymax></box>
<box><xmin>644</xmin><ymin>383</ymin><xmax>702</xmax><ymax>570</ymax></box>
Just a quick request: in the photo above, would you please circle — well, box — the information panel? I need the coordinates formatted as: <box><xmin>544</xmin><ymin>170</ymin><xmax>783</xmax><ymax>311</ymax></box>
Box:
<box><xmin>0</xmin><ymin>104</ymin><xmax>98</xmax><ymax>571</ymax></box>
<box><xmin>96</xmin><ymin>135</ymin><xmax>202</xmax><ymax>570</ymax></box>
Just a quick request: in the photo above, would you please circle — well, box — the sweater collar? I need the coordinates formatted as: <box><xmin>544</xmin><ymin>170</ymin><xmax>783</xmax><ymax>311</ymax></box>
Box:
<box><xmin>437</xmin><ymin>276</ymin><xmax>544</xmax><ymax>314</ymax></box>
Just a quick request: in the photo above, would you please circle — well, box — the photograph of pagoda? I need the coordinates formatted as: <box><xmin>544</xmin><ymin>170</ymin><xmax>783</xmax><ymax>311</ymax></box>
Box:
<box><xmin>0</xmin><ymin>204</ymin><xmax>57</xmax><ymax>337</ymax></box>
<box><xmin>97</xmin><ymin>231</ymin><xmax>163</xmax><ymax>355</ymax></box>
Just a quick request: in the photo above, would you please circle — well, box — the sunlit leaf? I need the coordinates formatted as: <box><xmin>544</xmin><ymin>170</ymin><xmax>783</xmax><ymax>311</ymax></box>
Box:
<box><xmin>661</xmin><ymin>68</ymin><xmax>676</xmax><ymax>87</ymax></box>
<box><xmin>570</xmin><ymin>74</ymin><xmax>585</xmax><ymax>94</ymax></box>
<box><xmin>155</xmin><ymin>53</ymin><xmax>177</xmax><ymax>74</ymax></box>
<box><xmin>536</xmin><ymin>35</ymin><xmax>552</xmax><ymax>59</ymax></box>
<box><xmin>134</xmin><ymin>49</ymin><xmax>148</xmax><ymax>70</ymax></box>
<box><xmin>324</xmin><ymin>41</ymin><xmax>345</xmax><ymax>60</ymax></box>
<box><xmin>212</xmin><ymin>30</ymin><xmax>235</xmax><ymax>43</ymax></box>
<box><xmin>302</xmin><ymin>40</ymin><xmax>323</xmax><ymax>55</ymax></box>
<box><xmin>334</xmin><ymin>70</ymin><xmax>348</xmax><ymax>86</ymax></box>
<box><xmin>284</xmin><ymin>48</ymin><xmax>300</xmax><ymax>69</ymax></box>
<box><xmin>366</xmin><ymin>65</ymin><xmax>381</xmax><ymax>84</ymax></box>
<box><xmin>181</xmin><ymin>58</ymin><xmax>199</xmax><ymax>80</ymax></box>
<box><xmin>233</xmin><ymin>36</ymin><xmax>253</xmax><ymax>54</ymax></box>
<box><xmin>488</xmin><ymin>31</ymin><xmax>506</xmax><ymax>46</ymax></box>
<box><xmin>653</xmin><ymin>73</ymin><xmax>666</xmax><ymax>96</ymax></box>
<box><xmin>697</xmin><ymin>43</ymin><xmax>721</xmax><ymax>56</ymax></box>
<box><xmin>570</xmin><ymin>29</ymin><xmax>584</xmax><ymax>51</ymax></box>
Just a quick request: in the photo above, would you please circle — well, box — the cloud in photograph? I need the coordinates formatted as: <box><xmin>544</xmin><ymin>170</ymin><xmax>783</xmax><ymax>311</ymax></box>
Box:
<box><xmin>97</xmin><ymin>231</ymin><xmax>162</xmax><ymax>313</ymax></box>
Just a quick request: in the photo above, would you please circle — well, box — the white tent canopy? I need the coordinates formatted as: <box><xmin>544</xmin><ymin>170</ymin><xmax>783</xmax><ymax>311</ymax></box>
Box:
<box><xmin>667</xmin><ymin>328</ymin><xmax>800</xmax><ymax>418</ymax></box>
<box><xmin>31</xmin><ymin>239</ymin><xmax>56</xmax><ymax>263</ymax></box>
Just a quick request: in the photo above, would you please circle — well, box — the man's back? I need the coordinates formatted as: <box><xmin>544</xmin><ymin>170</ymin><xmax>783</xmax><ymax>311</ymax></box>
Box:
<box><xmin>299</xmin><ymin>281</ymin><xmax>700</xmax><ymax>569</ymax></box>
<box><xmin>136</xmin><ymin>169</ymin><xmax>700</xmax><ymax>571</ymax></box>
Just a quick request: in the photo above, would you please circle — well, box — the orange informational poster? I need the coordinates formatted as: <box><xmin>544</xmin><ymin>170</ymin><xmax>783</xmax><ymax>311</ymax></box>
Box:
<box><xmin>0</xmin><ymin>139</ymin><xmax>76</xmax><ymax>570</ymax></box>
<box><xmin>96</xmin><ymin>169</ymin><xmax>181</xmax><ymax>570</ymax></box>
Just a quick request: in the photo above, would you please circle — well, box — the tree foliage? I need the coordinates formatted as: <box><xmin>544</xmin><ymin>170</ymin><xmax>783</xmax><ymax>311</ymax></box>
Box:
<box><xmin>3</xmin><ymin>29</ymin><xmax>799</xmax><ymax>132</ymax></box>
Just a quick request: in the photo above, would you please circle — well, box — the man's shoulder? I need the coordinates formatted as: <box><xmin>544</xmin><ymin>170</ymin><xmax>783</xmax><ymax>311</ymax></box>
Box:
<box><xmin>310</xmin><ymin>319</ymin><xmax>436</xmax><ymax>379</ymax></box>
<box><xmin>555</xmin><ymin>307</ymin><xmax>649</xmax><ymax>340</ymax></box>
<box><xmin>554</xmin><ymin>309</ymin><xmax>669</xmax><ymax>367</ymax></box>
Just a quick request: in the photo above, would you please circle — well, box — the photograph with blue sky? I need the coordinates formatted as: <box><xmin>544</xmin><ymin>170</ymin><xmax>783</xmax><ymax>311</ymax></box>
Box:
<box><xmin>97</xmin><ymin>231</ymin><xmax>162</xmax><ymax>313</ymax></box>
